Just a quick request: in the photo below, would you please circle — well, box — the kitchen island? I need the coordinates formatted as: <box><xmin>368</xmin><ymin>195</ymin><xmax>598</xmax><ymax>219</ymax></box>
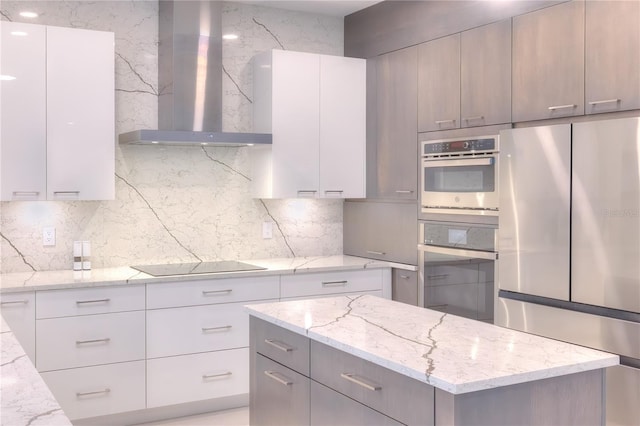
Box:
<box><xmin>246</xmin><ymin>295</ymin><xmax>619</xmax><ymax>425</ymax></box>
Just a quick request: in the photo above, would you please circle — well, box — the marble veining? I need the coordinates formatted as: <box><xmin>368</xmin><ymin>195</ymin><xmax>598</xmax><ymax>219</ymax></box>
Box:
<box><xmin>246</xmin><ymin>295</ymin><xmax>620</xmax><ymax>394</ymax></box>
<box><xmin>0</xmin><ymin>1</ymin><xmax>344</xmax><ymax>273</ymax></box>
<box><xmin>1</xmin><ymin>317</ymin><xmax>72</xmax><ymax>426</ymax></box>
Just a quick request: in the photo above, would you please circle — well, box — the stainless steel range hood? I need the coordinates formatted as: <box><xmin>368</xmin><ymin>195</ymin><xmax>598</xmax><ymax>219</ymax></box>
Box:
<box><xmin>118</xmin><ymin>1</ymin><xmax>271</xmax><ymax>146</ymax></box>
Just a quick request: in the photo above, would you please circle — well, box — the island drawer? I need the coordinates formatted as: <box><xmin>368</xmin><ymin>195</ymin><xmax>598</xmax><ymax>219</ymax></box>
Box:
<box><xmin>146</xmin><ymin>275</ymin><xmax>280</xmax><ymax>309</ymax></box>
<box><xmin>36</xmin><ymin>311</ymin><xmax>145</xmax><ymax>372</ymax></box>
<box><xmin>41</xmin><ymin>360</ymin><xmax>145</xmax><ymax>420</ymax></box>
<box><xmin>310</xmin><ymin>340</ymin><xmax>434</xmax><ymax>426</ymax></box>
<box><xmin>147</xmin><ymin>347</ymin><xmax>250</xmax><ymax>408</ymax></box>
<box><xmin>36</xmin><ymin>285</ymin><xmax>145</xmax><ymax>319</ymax></box>
<box><xmin>251</xmin><ymin>317</ymin><xmax>310</xmax><ymax>376</ymax></box>
<box><xmin>280</xmin><ymin>269</ymin><xmax>382</xmax><ymax>299</ymax></box>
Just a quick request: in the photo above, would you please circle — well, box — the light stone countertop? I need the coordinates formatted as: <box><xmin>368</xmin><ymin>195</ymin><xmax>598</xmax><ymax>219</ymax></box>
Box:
<box><xmin>1</xmin><ymin>316</ymin><xmax>72</xmax><ymax>426</ymax></box>
<box><xmin>246</xmin><ymin>294</ymin><xmax>620</xmax><ymax>395</ymax></box>
<box><xmin>0</xmin><ymin>255</ymin><xmax>415</xmax><ymax>293</ymax></box>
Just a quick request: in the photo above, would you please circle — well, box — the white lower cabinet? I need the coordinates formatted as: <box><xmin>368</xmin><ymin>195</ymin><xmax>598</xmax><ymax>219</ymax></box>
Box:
<box><xmin>41</xmin><ymin>360</ymin><xmax>145</xmax><ymax>420</ymax></box>
<box><xmin>281</xmin><ymin>269</ymin><xmax>385</xmax><ymax>299</ymax></box>
<box><xmin>147</xmin><ymin>347</ymin><xmax>250</xmax><ymax>408</ymax></box>
<box><xmin>0</xmin><ymin>291</ymin><xmax>36</xmax><ymax>362</ymax></box>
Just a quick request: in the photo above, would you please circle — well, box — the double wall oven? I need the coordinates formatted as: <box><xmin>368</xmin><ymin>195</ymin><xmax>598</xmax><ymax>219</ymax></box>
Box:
<box><xmin>418</xmin><ymin>134</ymin><xmax>500</xmax><ymax>322</ymax></box>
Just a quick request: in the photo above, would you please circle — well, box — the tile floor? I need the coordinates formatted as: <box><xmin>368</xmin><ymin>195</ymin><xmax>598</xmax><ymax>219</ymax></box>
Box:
<box><xmin>137</xmin><ymin>406</ymin><xmax>249</xmax><ymax>426</ymax></box>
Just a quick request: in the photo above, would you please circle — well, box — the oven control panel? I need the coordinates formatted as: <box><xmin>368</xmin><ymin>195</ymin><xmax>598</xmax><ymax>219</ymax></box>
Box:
<box><xmin>423</xmin><ymin>137</ymin><xmax>497</xmax><ymax>156</ymax></box>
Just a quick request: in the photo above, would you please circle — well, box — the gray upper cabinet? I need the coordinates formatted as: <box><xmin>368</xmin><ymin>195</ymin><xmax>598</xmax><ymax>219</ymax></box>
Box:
<box><xmin>460</xmin><ymin>19</ymin><xmax>512</xmax><ymax>128</ymax></box>
<box><xmin>418</xmin><ymin>34</ymin><xmax>460</xmax><ymax>132</ymax></box>
<box><xmin>374</xmin><ymin>46</ymin><xmax>418</xmax><ymax>200</ymax></box>
<box><xmin>585</xmin><ymin>0</ymin><xmax>640</xmax><ymax>114</ymax></box>
<box><xmin>512</xmin><ymin>1</ymin><xmax>585</xmax><ymax>122</ymax></box>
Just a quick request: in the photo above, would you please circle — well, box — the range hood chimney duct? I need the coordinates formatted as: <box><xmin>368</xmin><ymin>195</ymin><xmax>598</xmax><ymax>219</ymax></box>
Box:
<box><xmin>118</xmin><ymin>1</ymin><xmax>271</xmax><ymax>146</ymax></box>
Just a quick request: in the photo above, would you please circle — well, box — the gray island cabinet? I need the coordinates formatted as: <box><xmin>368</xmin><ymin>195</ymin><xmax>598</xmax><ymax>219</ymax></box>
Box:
<box><xmin>247</xmin><ymin>295</ymin><xmax>618</xmax><ymax>426</ymax></box>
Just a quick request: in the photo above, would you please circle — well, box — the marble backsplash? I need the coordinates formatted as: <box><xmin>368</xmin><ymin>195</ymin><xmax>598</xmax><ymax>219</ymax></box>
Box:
<box><xmin>0</xmin><ymin>1</ymin><xmax>345</xmax><ymax>273</ymax></box>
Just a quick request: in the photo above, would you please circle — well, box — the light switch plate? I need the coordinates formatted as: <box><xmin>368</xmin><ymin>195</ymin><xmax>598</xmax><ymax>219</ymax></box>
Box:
<box><xmin>262</xmin><ymin>222</ymin><xmax>273</xmax><ymax>239</ymax></box>
<box><xmin>43</xmin><ymin>227</ymin><xmax>56</xmax><ymax>246</ymax></box>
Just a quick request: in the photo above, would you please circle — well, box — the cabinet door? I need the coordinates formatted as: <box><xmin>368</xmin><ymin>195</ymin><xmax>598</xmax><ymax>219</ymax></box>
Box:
<box><xmin>0</xmin><ymin>22</ymin><xmax>46</xmax><ymax>201</ymax></box>
<box><xmin>460</xmin><ymin>19</ymin><xmax>511</xmax><ymax>127</ymax></box>
<box><xmin>418</xmin><ymin>34</ymin><xmax>461</xmax><ymax>132</ymax></box>
<box><xmin>0</xmin><ymin>292</ymin><xmax>36</xmax><ymax>362</ymax></box>
<box><xmin>512</xmin><ymin>1</ymin><xmax>584</xmax><ymax>122</ymax></box>
<box><xmin>319</xmin><ymin>55</ymin><xmax>366</xmax><ymax>198</ymax></box>
<box><xmin>272</xmin><ymin>50</ymin><xmax>320</xmax><ymax>198</ymax></box>
<box><xmin>46</xmin><ymin>26</ymin><xmax>114</xmax><ymax>200</ymax></box>
<box><xmin>392</xmin><ymin>269</ymin><xmax>418</xmax><ymax>306</ymax></box>
<box><xmin>585</xmin><ymin>0</ymin><xmax>640</xmax><ymax>114</ymax></box>
<box><xmin>250</xmin><ymin>353</ymin><xmax>310</xmax><ymax>426</ymax></box>
<box><xmin>376</xmin><ymin>46</ymin><xmax>418</xmax><ymax>200</ymax></box>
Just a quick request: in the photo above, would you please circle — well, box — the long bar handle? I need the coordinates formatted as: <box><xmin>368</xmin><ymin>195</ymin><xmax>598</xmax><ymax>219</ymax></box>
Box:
<box><xmin>264</xmin><ymin>339</ymin><xmax>295</xmax><ymax>352</ymax></box>
<box><xmin>0</xmin><ymin>300</ymin><xmax>29</xmax><ymax>305</ymax></box>
<box><xmin>399</xmin><ymin>275</ymin><xmax>411</xmax><ymax>280</ymax></box>
<box><xmin>76</xmin><ymin>338</ymin><xmax>111</xmax><ymax>345</ymax></box>
<box><xmin>76</xmin><ymin>298</ymin><xmax>110</xmax><ymax>305</ymax></box>
<box><xmin>588</xmin><ymin>99</ymin><xmax>620</xmax><ymax>106</ymax></box>
<box><xmin>202</xmin><ymin>372</ymin><xmax>232</xmax><ymax>380</ymax></box>
<box><xmin>340</xmin><ymin>373</ymin><xmax>381</xmax><ymax>391</ymax></box>
<box><xmin>12</xmin><ymin>191</ymin><xmax>40</xmax><ymax>199</ymax></box>
<box><xmin>264</xmin><ymin>370</ymin><xmax>293</xmax><ymax>386</ymax></box>
<box><xmin>418</xmin><ymin>244</ymin><xmax>498</xmax><ymax>260</ymax></box>
<box><xmin>202</xmin><ymin>289</ymin><xmax>232</xmax><ymax>296</ymax></box>
<box><xmin>435</xmin><ymin>119</ymin><xmax>456</xmax><ymax>125</ymax></box>
<box><xmin>395</xmin><ymin>190</ymin><xmax>414</xmax><ymax>194</ymax></box>
<box><xmin>297</xmin><ymin>190</ymin><xmax>318</xmax><ymax>197</ymax></box>
<box><xmin>322</xmin><ymin>280</ymin><xmax>348</xmax><ymax>287</ymax></box>
<box><xmin>324</xmin><ymin>190</ymin><xmax>344</xmax><ymax>194</ymax></box>
<box><xmin>427</xmin><ymin>274</ymin><xmax>449</xmax><ymax>280</ymax></box>
<box><xmin>548</xmin><ymin>104</ymin><xmax>576</xmax><ymax>111</ymax></box>
<box><xmin>463</xmin><ymin>115</ymin><xmax>484</xmax><ymax>122</ymax></box>
<box><xmin>202</xmin><ymin>325</ymin><xmax>232</xmax><ymax>333</ymax></box>
<box><xmin>423</xmin><ymin>157</ymin><xmax>493</xmax><ymax>168</ymax></box>
<box><xmin>76</xmin><ymin>388</ymin><xmax>110</xmax><ymax>398</ymax></box>
<box><xmin>366</xmin><ymin>250</ymin><xmax>386</xmax><ymax>256</ymax></box>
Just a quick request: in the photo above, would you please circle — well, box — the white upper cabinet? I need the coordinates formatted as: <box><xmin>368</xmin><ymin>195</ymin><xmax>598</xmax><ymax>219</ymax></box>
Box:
<box><xmin>252</xmin><ymin>49</ymin><xmax>366</xmax><ymax>199</ymax></box>
<box><xmin>1</xmin><ymin>22</ymin><xmax>47</xmax><ymax>201</ymax></box>
<box><xmin>0</xmin><ymin>22</ymin><xmax>115</xmax><ymax>201</ymax></box>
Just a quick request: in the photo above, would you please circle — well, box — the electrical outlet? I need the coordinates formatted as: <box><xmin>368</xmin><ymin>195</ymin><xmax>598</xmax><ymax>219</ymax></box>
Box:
<box><xmin>43</xmin><ymin>227</ymin><xmax>56</xmax><ymax>246</ymax></box>
<box><xmin>262</xmin><ymin>221</ymin><xmax>273</xmax><ymax>239</ymax></box>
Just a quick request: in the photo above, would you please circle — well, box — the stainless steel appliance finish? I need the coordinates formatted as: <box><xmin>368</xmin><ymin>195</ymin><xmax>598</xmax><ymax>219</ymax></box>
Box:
<box><xmin>499</xmin><ymin>124</ymin><xmax>571</xmax><ymax>300</ymax></box>
<box><xmin>130</xmin><ymin>261</ymin><xmax>266</xmax><ymax>277</ymax></box>
<box><xmin>497</xmin><ymin>117</ymin><xmax>640</xmax><ymax>426</ymax></box>
<box><xmin>420</xmin><ymin>135</ymin><xmax>499</xmax><ymax>216</ymax></box>
<box><xmin>118</xmin><ymin>1</ymin><xmax>271</xmax><ymax>146</ymax></box>
<box><xmin>572</xmin><ymin>118</ymin><xmax>640</xmax><ymax>313</ymax></box>
<box><xmin>418</xmin><ymin>220</ymin><xmax>497</xmax><ymax>321</ymax></box>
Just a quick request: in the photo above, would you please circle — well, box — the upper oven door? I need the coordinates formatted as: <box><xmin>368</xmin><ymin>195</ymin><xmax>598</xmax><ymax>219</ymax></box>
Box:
<box><xmin>421</xmin><ymin>155</ymin><xmax>498</xmax><ymax>212</ymax></box>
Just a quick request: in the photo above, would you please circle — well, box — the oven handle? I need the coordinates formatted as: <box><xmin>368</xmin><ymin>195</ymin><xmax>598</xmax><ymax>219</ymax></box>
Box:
<box><xmin>422</xmin><ymin>157</ymin><xmax>493</xmax><ymax>168</ymax></box>
<box><xmin>418</xmin><ymin>244</ymin><xmax>498</xmax><ymax>260</ymax></box>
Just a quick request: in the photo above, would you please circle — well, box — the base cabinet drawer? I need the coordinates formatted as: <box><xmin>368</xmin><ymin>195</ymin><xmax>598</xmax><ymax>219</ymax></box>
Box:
<box><xmin>281</xmin><ymin>269</ymin><xmax>383</xmax><ymax>299</ymax></box>
<box><xmin>310</xmin><ymin>340</ymin><xmax>434</xmax><ymax>426</ymax></box>
<box><xmin>251</xmin><ymin>316</ymin><xmax>310</xmax><ymax>376</ymax></box>
<box><xmin>41</xmin><ymin>360</ymin><xmax>145</xmax><ymax>420</ymax></box>
<box><xmin>147</xmin><ymin>348</ymin><xmax>250</xmax><ymax>408</ymax></box>
<box><xmin>310</xmin><ymin>380</ymin><xmax>402</xmax><ymax>426</ymax></box>
<box><xmin>36</xmin><ymin>311</ymin><xmax>145</xmax><ymax>371</ymax></box>
<box><xmin>36</xmin><ymin>285</ymin><xmax>145</xmax><ymax>319</ymax></box>
<box><xmin>251</xmin><ymin>353</ymin><xmax>310</xmax><ymax>426</ymax></box>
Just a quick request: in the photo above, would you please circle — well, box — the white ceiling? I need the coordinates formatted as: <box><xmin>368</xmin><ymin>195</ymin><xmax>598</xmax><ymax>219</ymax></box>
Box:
<box><xmin>235</xmin><ymin>0</ymin><xmax>383</xmax><ymax>17</ymax></box>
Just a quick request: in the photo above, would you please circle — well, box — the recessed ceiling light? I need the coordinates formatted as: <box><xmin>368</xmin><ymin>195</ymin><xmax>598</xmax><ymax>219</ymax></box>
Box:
<box><xmin>222</xmin><ymin>34</ymin><xmax>238</xmax><ymax>40</ymax></box>
<box><xmin>19</xmin><ymin>11</ymin><xmax>39</xmax><ymax>18</ymax></box>
<box><xmin>0</xmin><ymin>75</ymin><xmax>17</xmax><ymax>81</ymax></box>
<box><xmin>11</xmin><ymin>31</ymin><xmax>28</xmax><ymax>36</ymax></box>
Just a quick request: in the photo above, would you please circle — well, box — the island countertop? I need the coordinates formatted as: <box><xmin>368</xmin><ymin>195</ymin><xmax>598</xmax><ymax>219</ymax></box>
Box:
<box><xmin>245</xmin><ymin>294</ymin><xmax>619</xmax><ymax>395</ymax></box>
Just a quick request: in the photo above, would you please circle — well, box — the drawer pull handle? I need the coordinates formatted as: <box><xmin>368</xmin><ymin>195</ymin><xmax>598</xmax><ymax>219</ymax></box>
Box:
<box><xmin>322</xmin><ymin>280</ymin><xmax>348</xmax><ymax>287</ymax></box>
<box><xmin>463</xmin><ymin>115</ymin><xmax>484</xmax><ymax>122</ymax></box>
<box><xmin>548</xmin><ymin>104</ymin><xmax>576</xmax><ymax>111</ymax></box>
<box><xmin>264</xmin><ymin>339</ymin><xmax>295</xmax><ymax>352</ymax></box>
<box><xmin>76</xmin><ymin>338</ymin><xmax>111</xmax><ymax>345</ymax></box>
<box><xmin>0</xmin><ymin>300</ymin><xmax>29</xmax><ymax>305</ymax></box>
<box><xmin>435</xmin><ymin>119</ymin><xmax>456</xmax><ymax>125</ymax></box>
<box><xmin>427</xmin><ymin>274</ymin><xmax>449</xmax><ymax>280</ymax></box>
<box><xmin>340</xmin><ymin>373</ymin><xmax>381</xmax><ymax>391</ymax></box>
<box><xmin>399</xmin><ymin>275</ymin><xmax>411</xmax><ymax>280</ymax></box>
<box><xmin>324</xmin><ymin>190</ymin><xmax>344</xmax><ymax>194</ymax></box>
<box><xmin>76</xmin><ymin>298</ymin><xmax>111</xmax><ymax>305</ymax></box>
<box><xmin>202</xmin><ymin>372</ymin><xmax>233</xmax><ymax>380</ymax></box>
<box><xmin>202</xmin><ymin>289</ymin><xmax>233</xmax><ymax>296</ymax></box>
<box><xmin>202</xmin><ymin>325</ymin><xmax>232</xmax><ymax>333</ymax></box>
<box><xmin>589</xmin><ymin>99</ymin><xmax>620</xmax><ymax>106</ymax></box>
<box><xmin>12</xmin><ymin>191</ymin><xmax>40</xmax><ymax>199</ymax></box>
<box><xmin>366</xmin><ymin>250</ymin><xmax>386</xmax><ymax>256</ymax></box>
<box><xmin>394</xmin><ymin>190</ymin><xmax>414</xmax><ymax>194</ymax></box>
<box><xmin>264</xmin><ymin>370</ymin><xmax>293</xmax><ymax>386</ymax></box>
<box><xmin>76</xmin><ymin>388</ymin><xmax>111</xmax><ymax>398</ymax></box>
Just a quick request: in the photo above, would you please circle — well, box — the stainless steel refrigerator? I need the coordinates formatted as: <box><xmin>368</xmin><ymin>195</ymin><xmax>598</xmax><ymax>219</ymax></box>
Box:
<box><xmin>496</xmin><ymin>117</ymin><xmax>640</xmax><ymax>426</ymax></box>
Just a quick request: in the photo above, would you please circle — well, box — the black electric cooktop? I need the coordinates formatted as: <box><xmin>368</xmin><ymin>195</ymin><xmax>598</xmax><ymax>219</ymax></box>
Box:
<box><xmin>130</xmin><ymin>261</ymin><xmax>267</xmax><ymax>277</ymax></box>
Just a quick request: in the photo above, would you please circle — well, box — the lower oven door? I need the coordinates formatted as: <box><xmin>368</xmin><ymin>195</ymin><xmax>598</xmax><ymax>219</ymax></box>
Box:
<box><xmin>418</xmin><ymin>221</ymin><xmax>498</xmax><ymax>322</ymax></box>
